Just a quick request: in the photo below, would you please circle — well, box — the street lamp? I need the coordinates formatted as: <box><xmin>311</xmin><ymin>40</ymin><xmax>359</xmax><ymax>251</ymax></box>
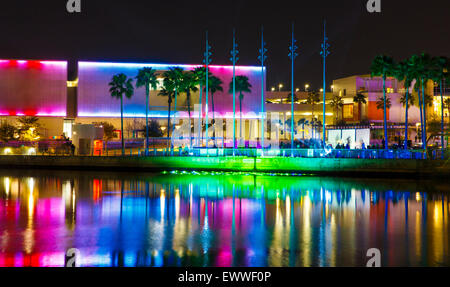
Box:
<box><xmin>296</xmin><ymin>88</ymin><xmax>300</xmax><ymax>92</ymax></box>
<box><xmin>278</xmin><ymin>84</ymin><xmax>283</xmax><ymax>91</ymax></box>
<box><xmin>271</xmin><ymin>87</ymin><xmax>275</xmax><ymax>92</ymax></box>
<box><xmin>320</xmin><ymin>88</ymin><xmax>323</xmax><ymax>92</ymax></box>
<box><xmin>305</xmin><ymin>84</ymin><xmax>310</xmax><ymax>92</ymax></box>
<box><xmin>331</xmin><ymin>85</ymin><xmax>334</xmax><ymax>92</ymax></box>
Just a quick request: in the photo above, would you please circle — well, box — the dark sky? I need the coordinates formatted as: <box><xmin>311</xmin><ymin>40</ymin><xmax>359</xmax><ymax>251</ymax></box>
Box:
<box><xmin>1</xmin><ymin>0</ymin><xmax>449</xmax><ymax>90</ymax></box>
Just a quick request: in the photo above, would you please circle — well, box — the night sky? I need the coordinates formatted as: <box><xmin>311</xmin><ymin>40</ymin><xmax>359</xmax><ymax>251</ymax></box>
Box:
<box><xmin>1</xmin><ymin>0</ymin><xmax>449</xmax><ymax>90</ymax></box>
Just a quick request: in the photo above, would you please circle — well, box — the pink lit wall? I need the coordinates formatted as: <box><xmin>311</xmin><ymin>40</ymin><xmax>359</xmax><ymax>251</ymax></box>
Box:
<box><xmin>77</xmin><ymin>62</ymin><xmax>266</xmax><ymax>119</ymax></box>
<box><xmin>0</xmin><ymin>60</ymin><xmax>67</xmax><ymax>117</ymax></box>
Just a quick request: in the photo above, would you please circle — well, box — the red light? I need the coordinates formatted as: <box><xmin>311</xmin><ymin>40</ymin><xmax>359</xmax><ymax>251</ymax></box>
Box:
<box><xmin>93</xmin><ymin>179</ymin><xmax>102</xmax><ymax>202</ymax></box>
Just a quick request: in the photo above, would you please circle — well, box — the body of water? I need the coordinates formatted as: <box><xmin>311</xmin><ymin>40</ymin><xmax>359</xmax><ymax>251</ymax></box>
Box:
<box><xmin>0</xmin><ymin>169</ymin><xmax>449</xmax><ymax>267</ymax></box>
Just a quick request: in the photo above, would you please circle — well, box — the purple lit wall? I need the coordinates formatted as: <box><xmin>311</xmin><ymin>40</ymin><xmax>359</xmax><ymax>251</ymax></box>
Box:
<box><xmin>77</xmin><ymin>62</ymin><xmax>266</xmax><ymax>119</ymax></box>
<box><xmin>0</xmin><ymin>60</ymin><xmax>67</xmax><ymax>117</ymax></box>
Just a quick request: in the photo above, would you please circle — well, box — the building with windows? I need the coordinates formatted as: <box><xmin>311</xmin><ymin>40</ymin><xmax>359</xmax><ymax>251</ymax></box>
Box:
<box><xmin>264</xmin><ymin>90</ymin><xmax>334</xmax><ymax>142</ymax></box>
<box><xmin>328</xmin><ymin>74</ymin><xmax>447</xmax><ymax>148</ymax></box>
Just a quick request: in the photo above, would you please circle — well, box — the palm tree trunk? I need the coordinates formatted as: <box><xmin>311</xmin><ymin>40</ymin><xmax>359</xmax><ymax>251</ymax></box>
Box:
<box><xmin>302</xmin><ymin>123</ymin><xmax>305</xmax><ymax>139</ymax></box>
<box><xmin>421</xmin><ymin>78</ymin><xmax>427</xmax><ymax>153</ymax></box>
<box><xmin>167</xmin><ymin>99</ymin><xmax>171</xmax><ymax>148</ymax></box>
<box><xmin>383</xmin><ymin>76</ymin><xmax>388</xmax><ymax>150</ymax></box>
<box><xmin>440</xmin><ymin>80</ymin><xmax>445</xmax><ymax>158</ymax></box>
<box><xmin>121</xmin><ymin>95</ymin><xmax>125</xmax><ymax>156</ymax></box>
<box><xmin>404</xmin><ymin>91</ymin><xmax>409</xmax><ymax>150</ymax></box>
<box><xmin>171</xmin><ymin>88</ymin><xmax>178</xmax><ymax>151</ymax></box>
<box><xmin>197</xmin><ymin>84</ymin><xmax>203</xmax><ymax>147</ymax></box>
<box><xmin>239</xmin><ymin>94</ymin><xmax>243</xmax><ymax>141</ymax></box>
<box><xmin>211</xmin><ymin>92</ymin><xmax>216</xmax><ymax>146</ymax></box>
<box><xmin>145</xmin><ymin>85</ymin><xmax>149</xmax><ymax>156</ymax></box>
<box><xmin>418</xmin><ymin>84</ymin><xmax>424</xmax><ymax>147</ymax></box>
<box><xmin>187</xmin><ymin>90</ymin><xmax>192</xmax><ymax>148</ymax></box>
<box><xmin>359</xmin><ymin>102</ymin><xmax>362</xmax><ymax>121</ymax></box>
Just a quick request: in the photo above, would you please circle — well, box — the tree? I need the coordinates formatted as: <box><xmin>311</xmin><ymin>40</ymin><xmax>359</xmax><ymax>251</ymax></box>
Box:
<box><xmin>285</xmin><ymin>93</ymin><xmax>299</xmax><ymax>104</ymax></box>
<box><xmin>207</xmin><ymin>75</ymin><xmax>223</xmax><ymax>144</ymax></box>
<box><xmin>0</xmin><ymin>121</ymin><xmax>16</xmax><ymax>142</ymax></box>
<box><xmin>158</xmin><ymin>87</ymin><xmax>174</xmax><ymax>139</ymax></box>
<box><xmin>181</xmin><ymin>71</ymin><xmax>198</xmax><ymax>124</ymax></box>
<box><xmin>395</xmin><ymin>60</ymin><xmax>415</xmax><ymax>150</ymax></box>
<box><xmin>162</xmin><ymin>67</ymin><xmax>184</xmax><ymax>149</ymax></box>
<box><xmin>306</xmin><ymin>91</ymin><xmax>320</xmax><ymax>119</ymax></box>
<box><xmin>371</xmin><ymin>55</ymin><xmax>396</xmax><ymax>150</ymax></box>
<box><xmin>109</xmin><ymin>73</ymin><xmax>134</xmax><ymax>156</ymax></box>
<box><xmin>353</xmin><ymin>93</ymin><xmax>367</xmax><ymax>121</ymax></box>
<box><xmin>311</xmin><ymin>118</ymin><xmax>322</xmax><ymax>140</ymax></box>
<box><xmin>180</xmin><ymin>71</ymin><xmax>198</xmax><ymax>148</ymax></box>
<box><xmin>229</xmin><ymin>76</ymin><xmax>252</xmax><ymax>140</ymax></box>
<box><xmin>430</xmin><ymin>56</ymin><xmax>449</xmax><ymax>156</ymax></box>
<box><xmin>445</xmin><ymin>98</ymin><xmax>450</xmax><ymax>125</ymax></box>
<box><xmin>148</xmin><ymin>120</ymin><xmax>163</xmax><ymax>137</ymax></box>
<box><xmin>376</xmin><ymin>96</ymin><xmax>392</xmax><ymax>110</ymax></box>
<box><xmin>297</xmin><ymin>118</ymin><xmax>310</xmax><ymax>139</ymax></box>
<box><xmin>17</xmin><ymin>116</ymin><xmax>41</xmax><ymax>141</ymax></box>
<box><xmin>96</xmin><ymin>121</ymin><xmax>115</xmax><ymax>153</ymax></box>
<box><xmin>192</xmin><ymin>67</ymin><xmax>209</xmax><ymax>146</ymax></box>
<box><xmin>98</xmin><ymin>122</ymin><xmax>115</xmax><ymax>141</ymax></box>
<box><xmin>330</xmin><ymin>94</ymin><xmax>344</xmax><ymax>123</ymax></box>
<box><xmin>135</xmin><ymin>67</ymin><xmax>159</xmax><ymax>155</ymax></box>
<box><xmin>410</xmin><ymin>53</ymin><xmax>434</xmax><ymax>151</ymax></box>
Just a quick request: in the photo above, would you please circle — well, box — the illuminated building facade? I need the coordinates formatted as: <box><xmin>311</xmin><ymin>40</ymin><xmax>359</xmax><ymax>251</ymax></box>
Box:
<box><xmin>0</xmin><ymin>59</ymin><xmax>265</xmax><ymax>140</ymax></box>
<box><xmin>0</xmin><ymin>60</ymin><xmax>67</xmax><ymax>137</ymax></box>
<box><xmin>329</xmin><ymin>75</ymin><xmax>428</xmax><ymax>147</ymax></box>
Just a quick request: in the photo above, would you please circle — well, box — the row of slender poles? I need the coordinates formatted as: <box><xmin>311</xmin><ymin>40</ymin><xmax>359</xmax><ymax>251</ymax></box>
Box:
<box><xmin>198</xmin><ymin>21</ymin><xmax>329</xmax><ymax>156</ymax></box>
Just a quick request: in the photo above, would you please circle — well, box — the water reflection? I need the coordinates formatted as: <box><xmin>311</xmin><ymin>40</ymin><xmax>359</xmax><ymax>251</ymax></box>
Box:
<box><xmin>0</xmin><ymin>170</ymin><xmax>449</xmax><ymax>267</ymax></box>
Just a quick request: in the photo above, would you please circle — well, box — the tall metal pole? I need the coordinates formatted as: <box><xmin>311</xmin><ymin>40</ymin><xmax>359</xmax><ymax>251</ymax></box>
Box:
<box><xmin>230</xmin><ymin>29</ymin><xmax>239</xmax><ymax>156</ymax></box>
<box><xmin>197</xmin><ymin>76</ymin><xmax>203</xmax><ymax>147</ymax></box>
<box><xmin>320</xmin><ymin>20</ymin><xmax>330</xmax><ymax>149</ymax></box>
<box><xmin>258</xmin><ymin>26</ymin><xmax>267</xmax><ymax>156</ymax></box>
<box><xmin>203</xmin><ymin>31</ymin><xmax>212</xmax><ymax>150</ymax></box>
<box><xmin>288</xmin><ymin>22</ymin><xmax>298</xmax><ymax>157</ymax></box>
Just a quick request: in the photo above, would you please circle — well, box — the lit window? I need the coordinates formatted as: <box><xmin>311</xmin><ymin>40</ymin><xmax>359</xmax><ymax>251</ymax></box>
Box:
<box><xmin>343</xmin><ymin>104</ymin><xmax>354</xmax><ymax>119</ymax></box>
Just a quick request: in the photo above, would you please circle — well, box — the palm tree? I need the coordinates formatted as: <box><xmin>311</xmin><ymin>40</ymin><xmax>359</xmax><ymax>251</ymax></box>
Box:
<box><xmin>163</xmin><ymin>67</ymin><xmax>184</xmax><ymax>149</ymax></box>
<box><xmin>192</xmin><ymin>67</ymin><xmax>208</xmax><ymax>146</ymax></box>
<box><xmin>410</xmin><ymin>53</ymin><xmax>434</xmax><ymax>151</ymax></box>
<box><xmin>395</xmin><ymin>61</ymin><xmax>415</xmax><ymax>150</ymax></box>
<box><xmin>229</xmin><ymin>76</ymin><xmax>252</xmax><ymax>141</ymax></box>
<box><xmin>376</xmin><ymin>96</ymin><xmax>392</xmax><ymax>110</ymax></box>
<box><xmin>158</xmin><ymin>87</ymin><xmax>175</xmax><ymax>141</ymax></box>
<box><xmin>109</xmin><ymin>73</ymin><xmax>134</xmax><ymax>156</ymax></box>
<box><xmin>311</xmin><ymin>118</ymin><xmax>322</xmax><ymax>140</ymax></box>
<box><xmin>445</xmin><ymin>98</ymin><xmax>450</xmax><ymax>125</ymax></box>
<box><xmin>306</xmin><ymin>91</ymin><xmax>320</xmax><ymax>119</ymax></box>
<box><xmin>371</xmin><ymin>55</ymin><xmax>396</xmax><ymax>150</ymax></box>
<box><xmin>297</xmin><ymin>118</ymin><xmax>309</xmax><ymax>139</ymax></box>
<box><xmin>285</xmin><ymin>93</ymin><xmax>299</xmax><ymax>104</ymax></box>
<box><xmin>180</xmin><ymin>71</ymin><xmax>199</xmax><ymax>147</ymax></box>
<box><xmin>399</xmin><ymin>91</ymin><xmax>415</xmax><ymax>148</ymax></box>
<box><xmin>353</xmin><ymin>93</ymin><xmax>367</xmax><ymax>121</ymax></box>
<box><xmin>430</xmin><ymin>56</ymin><xmax>449</xmax><ymax>156</ymax></box>
<box><xmin>135</xmin><ymin>67</ymin><xmax>159</xmax><ymax>155</ymax></box>
<box><xmin>330</xmin><ymin>94</ymin><xmax>344</xmax><ymax>124</ymax></box>
<box><xmin>207</xmin><ymin>75</ymin><xmax>223</xmax><ymax>144</ymax></box>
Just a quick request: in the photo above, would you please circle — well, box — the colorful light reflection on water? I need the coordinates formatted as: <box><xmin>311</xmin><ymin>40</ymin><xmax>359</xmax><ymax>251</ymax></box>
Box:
<box><xmin>0</xmin><ymin>170</ymin><xmax>449</xmax><ymax>267</ymax></box>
